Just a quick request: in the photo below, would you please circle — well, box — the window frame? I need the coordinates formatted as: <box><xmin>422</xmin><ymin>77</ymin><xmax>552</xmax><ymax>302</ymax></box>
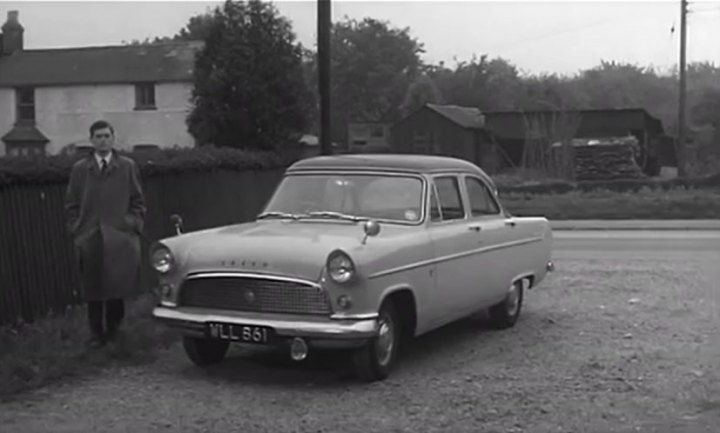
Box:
<box><xmin>462</xmin><ymin>174</ymin><xmax>503</xmax><ymax>218</ymax></box>
<box><xmin>15</xmin><ymin>87</ymin><xmax>36</xmax><ymax>124</ymax></box>
<box><xmin>134</xmin><ymin>82</ymin><xmax>157</xmax><ymax>110</ymax></box>
<box><xmin>428</xmin><ymin>174</ymin><xmax>467</xmax><ymax>224</ymax></box>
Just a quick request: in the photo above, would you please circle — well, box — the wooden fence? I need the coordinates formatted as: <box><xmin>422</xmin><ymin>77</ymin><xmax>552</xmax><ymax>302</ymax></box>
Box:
<box><xmin>0</xmin><ymin>168</ymin><xmax>285</xmax><ymax>325</ymax></box>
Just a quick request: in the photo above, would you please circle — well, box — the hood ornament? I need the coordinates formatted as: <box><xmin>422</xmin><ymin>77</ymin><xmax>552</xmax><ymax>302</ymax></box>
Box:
<box><xmin>361</xmin><ymin>220</ymin><xmax>381</xmax><ymax>245</ymax></box>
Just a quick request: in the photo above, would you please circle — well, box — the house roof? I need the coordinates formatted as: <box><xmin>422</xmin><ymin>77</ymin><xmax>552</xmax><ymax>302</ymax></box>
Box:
<box><xmin>425</xmin><ymin>104</ymin><xmax>486</xmax><ymax>129</ymax></box>
<box><xmin>0</xmin><ymin>41</ymin><xmax>203</xmax><ymax>87</ymax></box>
<box><xmin>1</xmin><ymin>124</ymin><xmax>49</xmax><ymax>143</ymax></box>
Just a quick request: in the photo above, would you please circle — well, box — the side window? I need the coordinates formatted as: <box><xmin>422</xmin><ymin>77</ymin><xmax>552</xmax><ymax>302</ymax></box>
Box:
<box><xmin>465</xmin><ymin>177</ymin><xmax>501</xmax><ymax>216</ymax></box>
<box><xmin>433</xmin><ymin>176</ymin><xmax>465</xmax><ymax>220</ymax></box>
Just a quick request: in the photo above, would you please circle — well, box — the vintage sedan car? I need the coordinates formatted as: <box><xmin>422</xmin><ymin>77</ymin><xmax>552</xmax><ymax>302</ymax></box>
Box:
<box><xmin>151</xmin><ymin>154</ymin><xmax>554</xmax><ymax>382</ymax></box>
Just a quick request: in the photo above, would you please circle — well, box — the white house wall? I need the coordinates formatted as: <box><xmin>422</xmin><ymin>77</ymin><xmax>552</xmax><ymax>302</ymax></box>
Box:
<box><xmin>1</xmin><ymin>82</ymin><xmax>196</xmax><ymax>155</ymax></box>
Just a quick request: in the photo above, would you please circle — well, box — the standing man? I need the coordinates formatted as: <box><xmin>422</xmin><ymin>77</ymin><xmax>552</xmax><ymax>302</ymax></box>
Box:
<box><xmin>65</xmin><ymin>120</ymin><xmax>147</xmax><ymax>348</ymax></box>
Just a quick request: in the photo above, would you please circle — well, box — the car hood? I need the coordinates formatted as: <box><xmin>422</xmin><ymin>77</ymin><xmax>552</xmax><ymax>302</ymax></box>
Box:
<box><xmin>164</xmin><ymin>220</ymin><xmax>377</xmax><ymax>282</ymax></box>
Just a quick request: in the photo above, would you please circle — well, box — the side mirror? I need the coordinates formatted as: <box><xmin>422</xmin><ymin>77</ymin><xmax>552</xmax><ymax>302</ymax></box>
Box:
<box><xmin>170</xmin><ymin>214</ymin><xmax>183</xmax><ymax>235</ymax></box>
<box><xmin>361</xmin><ymin>220</ymin><xmax>381</xmax><ymax>245</ymax></box>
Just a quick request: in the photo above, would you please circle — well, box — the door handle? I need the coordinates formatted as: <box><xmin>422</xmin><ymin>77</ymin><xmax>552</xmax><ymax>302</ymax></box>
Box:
<box><xmin>468</xmin><ymin>225</ymin><xmax>482</xmax><ymax>232</ymax></box>
<box><xmin>505</xmin><ymin>220</ymin><xmax>516</xmax><ymax>227</ymax></box>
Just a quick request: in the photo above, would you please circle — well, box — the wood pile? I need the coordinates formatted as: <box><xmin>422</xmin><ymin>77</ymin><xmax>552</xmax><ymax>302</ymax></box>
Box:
<box><xmin>571</xmin><ymin>137</ymin><xmax>646</xmax><ymax>181</ymax></box>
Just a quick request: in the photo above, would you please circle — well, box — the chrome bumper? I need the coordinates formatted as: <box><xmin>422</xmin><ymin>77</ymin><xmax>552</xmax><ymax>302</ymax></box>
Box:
<box><xmin>153</xmin><ymin>306</ymin><xmax>379</xmax><ymax>347</ymax></box>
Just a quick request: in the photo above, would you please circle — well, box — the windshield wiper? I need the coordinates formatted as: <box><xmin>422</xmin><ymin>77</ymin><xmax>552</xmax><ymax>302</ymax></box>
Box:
<box><xmin>257</xmin><ymin>211</ymin><xmax>301</xmax><ymax>220</ymax></box>
<box><xmin>302</xmin><ymin>211</ymin><xmax>363</xmax><ymax>222</ymax></box>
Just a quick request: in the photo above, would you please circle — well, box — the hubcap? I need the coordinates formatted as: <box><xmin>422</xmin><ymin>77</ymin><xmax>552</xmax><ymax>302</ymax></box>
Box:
<box><xmin>506</xmin><ymin>283</ymin><xmax>520</xmax><ymax>316</ymax></box>
<box><xmin>375</xmin><ymin>313</ymin><xmax>395</xmax><ymax>366</ymax></box>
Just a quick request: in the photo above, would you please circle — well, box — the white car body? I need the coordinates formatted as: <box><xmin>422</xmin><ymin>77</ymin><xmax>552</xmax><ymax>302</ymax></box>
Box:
<box><xmin>151</xmin><ymin>154</ymin><xmax>554</xmax><ymax>381</ymax></box>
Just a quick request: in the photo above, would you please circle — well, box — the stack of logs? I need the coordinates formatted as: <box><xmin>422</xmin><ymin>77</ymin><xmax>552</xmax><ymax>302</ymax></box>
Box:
<box><xmin>571</xmin><ymin>136</ymin><xmax>646</xmax><ymax>181</ymax></box>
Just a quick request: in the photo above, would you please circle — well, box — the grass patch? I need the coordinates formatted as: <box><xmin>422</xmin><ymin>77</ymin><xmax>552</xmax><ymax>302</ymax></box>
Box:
<box><xmin>0</xmin><ymin>293</ymin><xmax>178</xmax><ymax>400</ymax></box>
<box><xmin>500</xmin><ymin>185</ymin><xmax>720</xmax><ymax>219</ymax></box>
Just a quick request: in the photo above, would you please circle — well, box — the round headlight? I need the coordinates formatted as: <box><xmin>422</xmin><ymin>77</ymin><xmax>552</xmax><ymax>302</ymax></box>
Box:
<box><xmin>327</xmin><ymin>250</ymin><xmax>355</xmax><ymax>284</ymax></box>
<box><xmin>151</xmin><ymin>246</ymin><xmax>174</xmax><ymax>274</ymax></box>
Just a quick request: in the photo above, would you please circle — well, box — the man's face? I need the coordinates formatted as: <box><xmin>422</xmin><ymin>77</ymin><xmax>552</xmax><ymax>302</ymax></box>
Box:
<box><xmin>91</xmin><ymin>127</ymin><xmax>114</xmax><ymax>154</ymax></box>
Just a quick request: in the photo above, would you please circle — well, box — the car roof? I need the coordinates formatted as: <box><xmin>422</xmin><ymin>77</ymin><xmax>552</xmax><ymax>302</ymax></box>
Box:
<box><xmin>288</xmin><ymin>153</ymin><xmax>489</xmax><ymax>176</ymax></box>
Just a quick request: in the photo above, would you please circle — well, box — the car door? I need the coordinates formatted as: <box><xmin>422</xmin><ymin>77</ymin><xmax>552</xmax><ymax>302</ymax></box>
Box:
<box><xmin>426</xmin><ymin>174</ymin><xmax>479</xmax><ymax>326</ymax></box>
<box><xmin>460</xmin><ymin>174</ymin><xmax>518</xmax><ymax>308</ymax></box>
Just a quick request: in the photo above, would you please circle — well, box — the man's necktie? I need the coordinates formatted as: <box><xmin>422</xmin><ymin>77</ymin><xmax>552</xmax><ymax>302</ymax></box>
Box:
<box><xmin>101</xmin><ymin>159</ymin><xmax>108</xmax><ymax>173</ymax></box>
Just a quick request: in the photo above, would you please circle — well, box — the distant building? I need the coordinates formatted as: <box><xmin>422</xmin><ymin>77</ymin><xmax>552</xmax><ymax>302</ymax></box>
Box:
<box><xmin>483</xmin><ymin>108</ymin><xmax>674</xmax><ymax>176</ymax></box>
<box><xmin>347</xmin><ymin>122</ymin><xmax>391</xmax><ymax>153</ymax></box>
<box><xmin>389</xmin><ymin>104</ymin><xmax>501</xmax><ymax>173</ymax></box>
<box><xmin>0</xmin><ymin>10</ymin><xmax>202</xmax><ymax>157</ymax></box>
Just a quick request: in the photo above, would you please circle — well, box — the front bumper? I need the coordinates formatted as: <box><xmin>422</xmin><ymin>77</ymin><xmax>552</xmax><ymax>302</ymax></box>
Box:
<box><xmin>153</xmin><ymin>306</ymin><xmax>379</xmax><ymax>349</ymax></box>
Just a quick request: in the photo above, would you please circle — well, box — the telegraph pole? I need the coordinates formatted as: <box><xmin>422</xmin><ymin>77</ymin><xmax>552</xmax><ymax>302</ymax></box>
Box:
<box><xmin>317</xmin><ymin>0</ymin><xmax>332</xmax><ymax>155</ymax></box>
<box><xmin>678</xmin><ymin>0</ymin><xmax>688</xmax><ymax>176</ymax></box>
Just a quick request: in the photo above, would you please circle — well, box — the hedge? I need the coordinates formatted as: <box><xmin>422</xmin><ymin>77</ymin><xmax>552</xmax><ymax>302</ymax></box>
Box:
<box><xmin>0</xmin><ymin>146</ymin><xmax>301</xmax><ymax>187</ymax></box>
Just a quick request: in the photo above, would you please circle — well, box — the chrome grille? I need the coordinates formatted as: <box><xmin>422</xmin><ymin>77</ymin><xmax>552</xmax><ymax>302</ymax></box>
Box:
<box><xmin>179</xmin><ymin>275</ymin><xmax>332</xmax><ymax>316</ymax></box>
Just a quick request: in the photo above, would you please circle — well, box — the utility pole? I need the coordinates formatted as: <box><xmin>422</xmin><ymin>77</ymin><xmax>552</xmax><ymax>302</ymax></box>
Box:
<box><xmin>678</xmin><ymin>0</ymin><xmax>688</xmax><ymax>176</ymax></box>
<box><xmin>317</xmin><ymin>0</ymin><xmax>332</xmax><ymax>155</ymax></box>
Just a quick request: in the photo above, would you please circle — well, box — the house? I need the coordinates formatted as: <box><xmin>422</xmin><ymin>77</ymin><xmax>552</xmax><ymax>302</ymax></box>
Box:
<box><xmin>347</xmin><ymin>122</ymin><xmax>391</xmax><ymax>153</ymax></box>
<box><xmin>389</xmin><ymin>104</ymin><xmax>501</xmax><ymax>173</ymax></box>
<box><xmin>482</xmin><ymin>108</ymin><xmax>673</xmax><ymax>176</ymax></box>
<box><xmin>0</xmin><ymin>10</ymin><xmax>202</xmax><ymax>157</ymax></box>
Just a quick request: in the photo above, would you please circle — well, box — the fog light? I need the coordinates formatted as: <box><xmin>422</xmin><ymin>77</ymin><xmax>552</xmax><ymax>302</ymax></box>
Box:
<box><xmin>337</xmin><ymin>295</ymin><xmax>352</xmax><ymax>310</ymax></box>
<box><xmin>159</xmin><ymin>284</ymin><xmax>176</xmax><ymax>306</ymax></box>
<box><xmin>290</xmin><ymin>337</ymin><xmax>308</xmax><ymax>361</ymax></box>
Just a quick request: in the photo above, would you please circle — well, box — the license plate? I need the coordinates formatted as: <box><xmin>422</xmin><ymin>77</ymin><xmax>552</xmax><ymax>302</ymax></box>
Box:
<box><xmin>205</xmin><ymin>322</ymin><xmax>273</xmax><ymax>344</ymax></box>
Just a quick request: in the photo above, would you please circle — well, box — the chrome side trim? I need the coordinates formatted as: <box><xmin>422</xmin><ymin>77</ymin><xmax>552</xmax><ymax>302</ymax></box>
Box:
<box><xmin>369</xmin><ymin>236</ymin><xmax>544</xmax><ymax>279</ymax></box>
<box><xmin>153</xmin><ymin>307</ymin><xmax>378</xmax><ymax>339</ymax></box>
<box><xmin>186</xmin><ymin>271</ymin><xmax>321</xmax><ymax>289</ymax></box>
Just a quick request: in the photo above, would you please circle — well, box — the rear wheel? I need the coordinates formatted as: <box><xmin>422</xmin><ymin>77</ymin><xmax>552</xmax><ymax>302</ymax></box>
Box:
<box><xmin>183</xmin><ymin>337</ymin><xmax>229</xmax><ymax>366</ymax></box>
<box><xmin>353</xmin><ymin>300</ymin><xmax>400</xmax><ymax>382</ymax></box>
<box><xmin>488</xmin><ymin>280</ymin><xmax>524</xmax><ymax>329</ymax></box>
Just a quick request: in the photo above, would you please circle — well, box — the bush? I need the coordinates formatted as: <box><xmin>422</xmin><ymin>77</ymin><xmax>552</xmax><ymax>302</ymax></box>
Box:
<box><xmin>0</xmin><ymin>145</ymin><xmax>300</xmax><ymax>187</ymax></box>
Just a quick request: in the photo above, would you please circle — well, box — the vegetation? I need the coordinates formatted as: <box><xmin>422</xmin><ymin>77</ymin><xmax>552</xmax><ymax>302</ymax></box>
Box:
<box><xmin>124</xmin><ymin>1</ymin><xmax>720</xmax><ymax>177</ymax></box>
<box><xmin>0</xmin><ymin>146</ymin><xmax>297</xmax><ymax>186</ymax></box>
<box><xmin>0</xmin><ymin>293</ymin><xmax>178</xmax><ymax>400</ymax></box>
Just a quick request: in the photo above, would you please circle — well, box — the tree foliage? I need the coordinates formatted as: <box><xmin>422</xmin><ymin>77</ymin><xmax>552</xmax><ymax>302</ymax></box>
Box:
<box><xmin>184</xmin><ymin>0</ymin><xmax>311</xmax><ymax>150</ymax></box>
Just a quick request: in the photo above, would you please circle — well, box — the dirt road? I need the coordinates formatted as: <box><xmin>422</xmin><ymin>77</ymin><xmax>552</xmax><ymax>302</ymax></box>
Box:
<box><xmin>1</xmin><ymin>233</ymin><xmax>719</xmax><ymax>433</ymax></box>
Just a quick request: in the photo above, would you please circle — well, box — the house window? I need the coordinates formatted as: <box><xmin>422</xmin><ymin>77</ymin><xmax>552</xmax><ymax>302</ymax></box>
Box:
<box><xmin>135</xmin><ymin>83</ymin><xmax>156</xmax><ymax>110</ymax></box>
<box><xmin>6</xmin><ymin>143</ymin><xmax>45</xmax><ymax>157</ymax></box>
<box><xmin>15</xmin><ymin>87</ymin><xmax>35</xmax><ymax>123</ymax></box>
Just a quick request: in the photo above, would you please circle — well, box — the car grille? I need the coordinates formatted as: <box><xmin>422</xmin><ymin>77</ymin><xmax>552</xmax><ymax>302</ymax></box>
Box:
<box><xmin>178</xmin><ymin>275</ymin><xmax>332</xmax><ymax>316</ymax></box>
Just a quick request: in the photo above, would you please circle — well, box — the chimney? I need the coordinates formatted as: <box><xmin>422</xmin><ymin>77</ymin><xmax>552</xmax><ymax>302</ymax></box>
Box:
<box><xmin>1</xmin><ymin>11</ymin><xmax>24</xmax><ymax>55</ymax></box>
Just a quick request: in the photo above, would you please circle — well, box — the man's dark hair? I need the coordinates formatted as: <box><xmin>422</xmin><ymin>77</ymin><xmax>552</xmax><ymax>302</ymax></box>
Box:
<box><xmin>89</xmin><ymin>120</ymin><xmax>114</xmax><ymax>137</ymax></box>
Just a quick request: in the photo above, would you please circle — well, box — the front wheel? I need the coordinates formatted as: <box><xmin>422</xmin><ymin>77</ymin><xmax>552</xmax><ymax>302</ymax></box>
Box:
<box><xmin>183</xmin><ymin>337</ymin><xmax>230</xmax><ymax>366</ymax></box>
<box><xmin>352</xmin><ymin>301</ymin><xmax>400</xmax><ymax>382</ymax></box>
<box><xmin>488</xmin><ymin>280</ymin><xmax>524</xmax><ymax>329</ymax></box>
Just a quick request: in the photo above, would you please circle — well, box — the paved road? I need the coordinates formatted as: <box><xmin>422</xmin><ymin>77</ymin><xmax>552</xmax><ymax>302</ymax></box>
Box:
<box><xmin>2</xmin><ymin>230</ymin><xmax>719</xmax><ymax>433</ymax></box>
<box><xmin>553</xmin><ymin>230</ymin><xmax>720</xmax><ymax>261</ymax></box>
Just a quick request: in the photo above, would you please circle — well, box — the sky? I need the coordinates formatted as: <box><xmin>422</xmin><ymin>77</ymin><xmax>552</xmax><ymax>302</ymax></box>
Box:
<box><xmin>1</xmin><ymin>0</ymin><xmax>719</xmax><ymax>76</ymax></box>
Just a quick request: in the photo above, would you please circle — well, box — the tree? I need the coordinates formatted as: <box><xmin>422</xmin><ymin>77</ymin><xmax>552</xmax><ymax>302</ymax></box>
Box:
<box><xmin>186</xmin><ymin>0</ymin><xmax>312</xmax><ymax>150</ymax></box>
<box><xmin>326</xmin><ymin>17</ymin><xmax>424</xmax><ymax>144</ymax></box>
<box><xmin>400</xmin><ymin>73</ymin><xmax>443</xmax><ymax>117</ymax></box>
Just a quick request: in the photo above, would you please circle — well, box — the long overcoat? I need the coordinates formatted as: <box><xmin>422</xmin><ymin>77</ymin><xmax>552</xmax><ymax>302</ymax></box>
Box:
<box><xmin>64</xmin><ymin>151</ymin><xmax>147</xmax><ymax>301</ymax></box>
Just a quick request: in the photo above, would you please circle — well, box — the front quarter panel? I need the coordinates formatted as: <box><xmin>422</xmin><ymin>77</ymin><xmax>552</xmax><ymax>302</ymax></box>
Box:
<box><xmin>320</xmin><ymin>225</ymin><xmax>434</xmax><ymax>328</ymax></box>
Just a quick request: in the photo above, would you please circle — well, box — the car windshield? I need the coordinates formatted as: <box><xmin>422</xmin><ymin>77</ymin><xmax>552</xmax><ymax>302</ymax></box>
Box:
<box><xmin>260</xmin><ymin>173</ymin><xmax>424</xmax><ymax>223</ymax></box>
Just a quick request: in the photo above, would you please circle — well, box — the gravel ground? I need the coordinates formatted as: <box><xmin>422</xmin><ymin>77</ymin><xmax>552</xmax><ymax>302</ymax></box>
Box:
<box><xmin>1</xmin><ymin>257</ymin><xmax>719</xmax><ymax>433</ymax></box>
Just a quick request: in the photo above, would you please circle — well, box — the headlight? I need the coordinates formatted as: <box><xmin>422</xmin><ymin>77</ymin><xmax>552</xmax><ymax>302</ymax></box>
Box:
<box><xmin>327</xmin><ymin>249</ymin><xmax>356</xmax><ymax>284</ymax></box>
<box><xmin>151</xmin><ymin>245</ymin><xmax>174</xmax><ymax>274</ymax></box>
